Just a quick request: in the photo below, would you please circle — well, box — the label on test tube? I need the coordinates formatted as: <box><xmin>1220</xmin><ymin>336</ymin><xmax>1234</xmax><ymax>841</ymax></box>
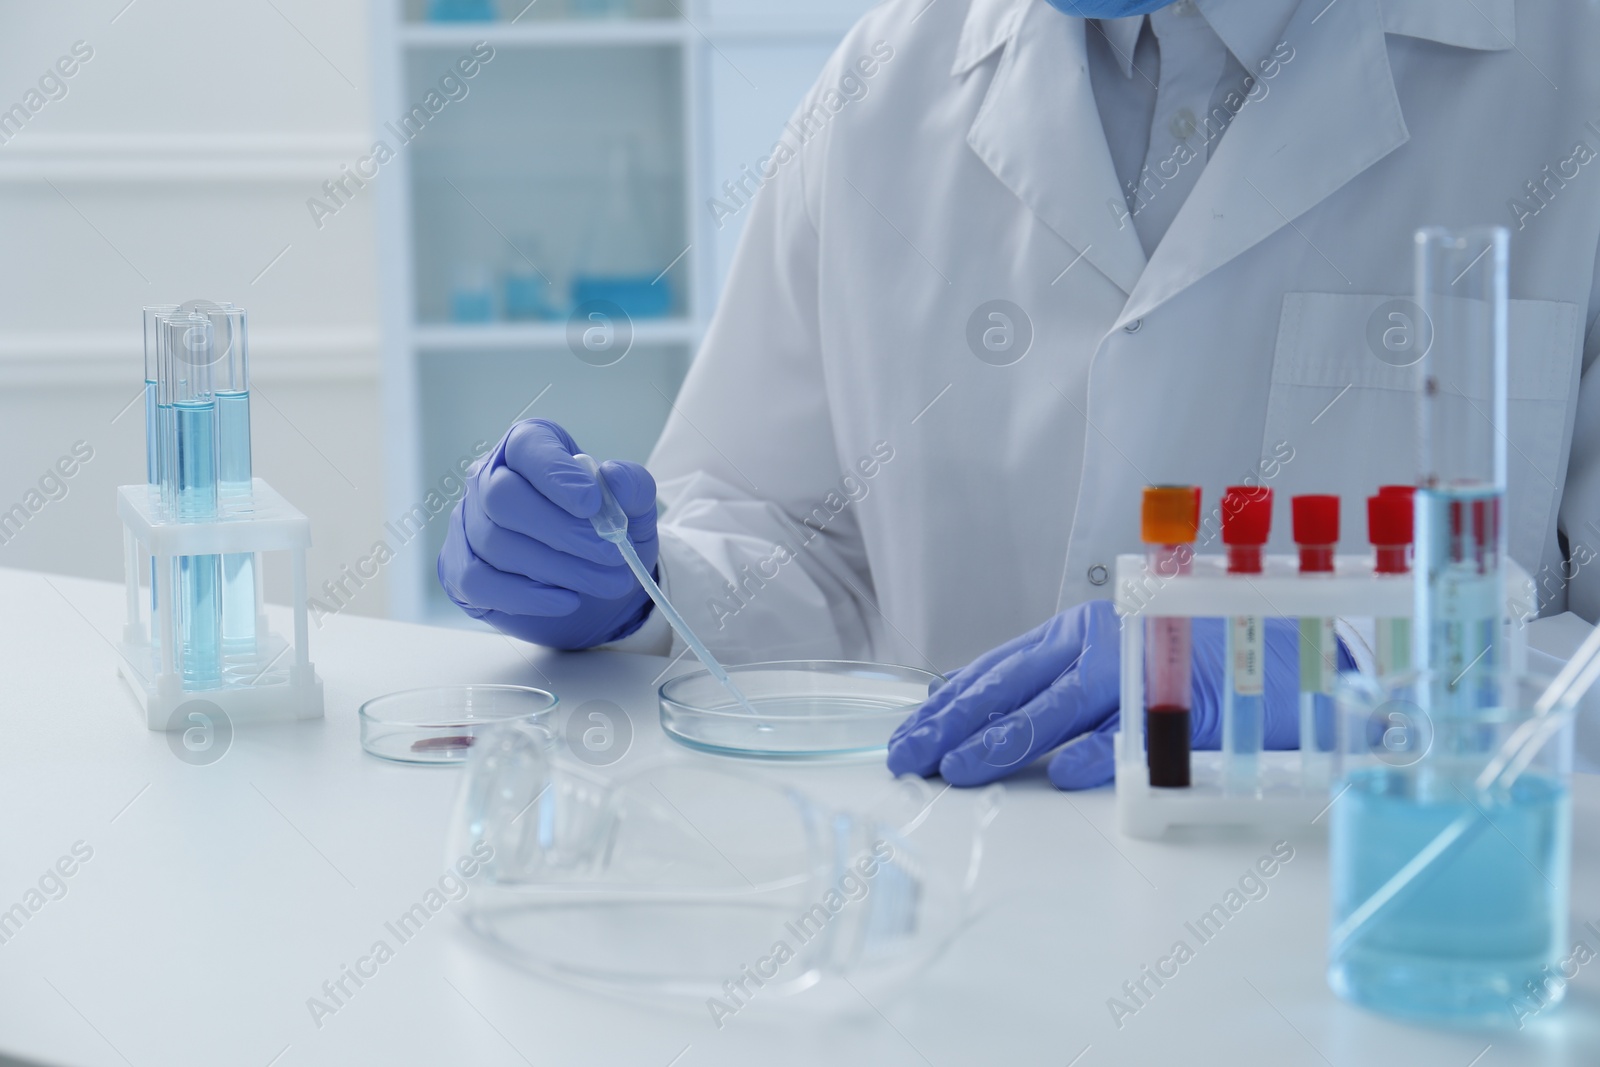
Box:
<box><xmin>1231</xmin><ymin>616</ymin><xmax>1264</xmax><ymax>696</ymax></box>
<box><xmin>1376</xmin><ymin>617</ymin><xmax>1412</xmax><ymax>678</ymax></box>
<box><xmin>1299</xmin><ymin>616</ymin><xmax>1337</xmax><ymax>695</ymax></box>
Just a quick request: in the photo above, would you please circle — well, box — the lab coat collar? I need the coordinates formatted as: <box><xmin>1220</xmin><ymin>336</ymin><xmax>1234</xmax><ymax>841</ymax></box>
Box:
<box><xmin>1381</xmin><ymin>0</ymin><xmax>1515</xmax><ymax>51</ymax></box>
<box><xmin>951</xmin><ymin>0</ymin><xmax>1028</xmax><ymax>76</ymax></box>
<box><xmin>1194</xmin><ymin>0</ymin><xmax>1302</xmax><ymax>72</ymax></box>
<box><xmin>1115</xmin><ymin>0</ymin><xmax>1411</xmax><ymax>326</ymax></box>
<box><xmin>964</xmin><ymin>0</ymin><xmax>1150</xmax><ymax>294</ymax></box>
<box><xmin>1095</xmin><ymin>16</ymin><xmax>1144</xmax><ymax>79</ymax></box>
<box><xmin>954</xmin><ymin>0</ymin><xmax>1507</xmax><ymax>305</ymax></box>
<box><xmin>953</xmin><ymin>0</ymin><xmax>1515</xmax><ymax>77</ymax></box>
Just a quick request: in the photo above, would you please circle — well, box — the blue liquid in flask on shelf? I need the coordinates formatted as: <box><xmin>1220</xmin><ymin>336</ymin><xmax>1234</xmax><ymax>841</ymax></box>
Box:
<box><xmin>1328</xmin><ymin>765</ymin><xmax>1570</xmax><ymax>1026</ymax></box>
<box><xmin>175</xmin><ymin>398</ymin><xmax>222</xmax><ymax>689</ymax></box>
<box><xmin>427</xmin><ymin>0</ymin><xmax>496</xmax><ymax>21</ymax></box>
<box><xmin>571</xmin><ymin>275</ymin><xmax>672</xmax><ymax>320</ymax></box>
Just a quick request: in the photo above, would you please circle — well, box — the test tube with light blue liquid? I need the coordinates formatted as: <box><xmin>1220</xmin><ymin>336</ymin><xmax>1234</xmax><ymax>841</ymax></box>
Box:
<box><xmin>1368</xmin><ymin>487</ymin><xmax>1414</xmax><ymax>676</ymax></box>
<box><xmin>1328</xmin><ymin>227</ymin><xmax>1570</xmax><ymax>1025</ymax></box>
<box><xmin>1220</xmin><ymin>486</ymin><xmax>1271</xmax><ymax>793</ymax></box>
<box><xmin>1292</xmin><ymin>495</ymin><xmax>1339</xmax><ymax>786</ymax></box>
<box><xmin>209</xmin><ymin>305</ymin><xmax>258</xmax><ymax>669</ymax></box>
<box><xmin>163</xmin><ymin>315</ymin><xmax>223</xmax><ymax>689</ymax></box>
<box><xmin>142</xmin><ymin>306</ymin><xmax>178</xmax><ymax>630</ymax></box>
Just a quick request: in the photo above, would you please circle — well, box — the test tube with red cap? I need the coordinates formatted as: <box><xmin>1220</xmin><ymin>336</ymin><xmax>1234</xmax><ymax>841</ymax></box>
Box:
<box><xmin>1221</xmin><ymin>485</ymin><xmax>1272</xmax><ymax>792</ymax></box>
<box><xmin>1142</xmin><ymin>486</ymin><xmax>1200</xmax><ymax>788</ymax></box>
<box><xmin>1370</xmin><ymin>486</ymin><xmax>1415</xmax><ymax>677</ymax></box>
<box><xmin>1293</xmin><ymin>495</ymin><xmax>1339</xmax><ymax>781</ymax></box>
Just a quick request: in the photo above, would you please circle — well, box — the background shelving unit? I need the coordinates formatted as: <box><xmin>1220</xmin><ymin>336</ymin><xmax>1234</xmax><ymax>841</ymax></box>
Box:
<box><xmin>373</xmin><ymin>0</ymin><xmax>871</xmax><ymax>623</ymax></box>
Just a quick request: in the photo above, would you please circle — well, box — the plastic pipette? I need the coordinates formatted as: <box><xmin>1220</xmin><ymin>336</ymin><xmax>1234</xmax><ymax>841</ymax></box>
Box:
<box><xmin>1329</xmin><ymin>626</ymin><xmax>1600</xmax><ymax>956</ymax></box>
<box><xmin>572</xmin><ymin>454</ymin><xmax>760</xmax><ymax>716</ymax></box>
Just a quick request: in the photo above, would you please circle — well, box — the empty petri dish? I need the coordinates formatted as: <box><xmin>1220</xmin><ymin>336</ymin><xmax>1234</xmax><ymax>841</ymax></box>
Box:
<box><xmin>360</xmin><ymin>685</ymin><xmax>558</xmax><ymax>764</ymax></box>
<box><xmin>658</xmin><ymin>660</ymin><xmax>943</xmax><ymax>759</ymax></box>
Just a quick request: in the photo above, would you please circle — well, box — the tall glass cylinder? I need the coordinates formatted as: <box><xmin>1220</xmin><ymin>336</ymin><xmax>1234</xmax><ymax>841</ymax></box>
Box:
<box><xmin>1326</xmin><ymin>227</ymin><xmax>1569</xmax><ymax>1027</ymax></box>
<box><xmin>1413</xmin><ymin>226</ymin><xmax>1509</xmax><ymax>758</ymax></box>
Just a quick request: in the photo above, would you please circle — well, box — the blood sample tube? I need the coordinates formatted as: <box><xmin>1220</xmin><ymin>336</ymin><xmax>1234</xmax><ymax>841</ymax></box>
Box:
<box><xmin>1293</xmin><ymin>495</ymin><xmax>1340</xmax><ymax>782</ymax></box>
<box><xmin>1222</xmin><ymin>486</ymin><xmax>1272</xmax><ymax>792</ymax></box>
<box><xmin>1370</xmin><ymin>487</ymin><xmax>1415</xmax><ymax>677</ymax></box>
<box><xmin>1142</xmin><ymin>486</ymin><xmax>1201</xmax><ymax>788</ymax></box>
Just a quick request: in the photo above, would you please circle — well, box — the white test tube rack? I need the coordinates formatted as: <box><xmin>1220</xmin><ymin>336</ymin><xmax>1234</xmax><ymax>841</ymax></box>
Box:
<box><xmin>1112</xmin><ymin>552</ymin><xmax>1531</xmax><ymax>839</ymax></box>
<box><xmin>116</xmin><ymin>478</ymin><xmax>324</xmax><ymax>730</ymax></box>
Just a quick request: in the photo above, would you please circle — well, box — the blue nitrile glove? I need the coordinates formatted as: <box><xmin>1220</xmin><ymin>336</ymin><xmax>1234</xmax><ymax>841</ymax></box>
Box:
<box><xmin>887</xmin><ymin>600</ymin><xmax>1353</xmax><ymax>790</ymax></box>
<box><xmin>437</xmin><ymin>418</ymin><xmax>658</xmax><ymax>649</ymax></box>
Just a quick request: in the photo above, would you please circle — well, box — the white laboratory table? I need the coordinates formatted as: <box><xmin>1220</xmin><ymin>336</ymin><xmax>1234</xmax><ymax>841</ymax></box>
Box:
<box><xmin>0</xmin><ymin>567</ymin><xmax>1596</xmax><ymax>1067</ymax></box>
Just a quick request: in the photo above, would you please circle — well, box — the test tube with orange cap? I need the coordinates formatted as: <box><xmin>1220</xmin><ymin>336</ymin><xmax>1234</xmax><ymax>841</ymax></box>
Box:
<box><xmin>1142</xmin><ymin>486</ymin><xmax>1201</xmax><ymax>788</ymax></box>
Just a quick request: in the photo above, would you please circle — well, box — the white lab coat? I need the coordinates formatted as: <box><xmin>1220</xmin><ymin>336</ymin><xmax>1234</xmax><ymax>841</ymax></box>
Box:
<box><xmin>630</xmin><ymin>0</ymin><xmax>1600</xmax><ymax>758</ymax></box>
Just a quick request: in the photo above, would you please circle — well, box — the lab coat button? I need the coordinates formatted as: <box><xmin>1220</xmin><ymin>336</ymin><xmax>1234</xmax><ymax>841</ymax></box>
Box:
<box><xmin>1124</xmin><ymin>319</ymin><xmax>1142</xmax><ymax>333</ymax></box>
<box><xmin>1171</xmin><ymin>109</ymin><xmax>1197</xmax><ymax>140</ymax></box>
<box><xmin>1088</xmin><ymin>563</ymin><xmax>1109</xmax><ymax>586</ymax></box>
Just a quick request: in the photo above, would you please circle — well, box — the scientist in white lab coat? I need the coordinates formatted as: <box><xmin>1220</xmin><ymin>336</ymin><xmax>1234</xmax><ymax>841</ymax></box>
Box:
<box><xmin>440</xmin><ymin>0</ymin><xmax>1600</xmax><ymax>786</ymax></box>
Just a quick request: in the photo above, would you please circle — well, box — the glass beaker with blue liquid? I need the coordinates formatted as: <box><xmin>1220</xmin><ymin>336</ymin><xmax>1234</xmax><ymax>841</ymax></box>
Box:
<box><xmin>1329</xmin><ymin>671</ymin><xmax>1571</xmax><ymax>1026</ymax></box>
<box><xmin>1327</xmin><ymin>226</ymin><xmax>1573</xmax><ymax>1026</ymax></box>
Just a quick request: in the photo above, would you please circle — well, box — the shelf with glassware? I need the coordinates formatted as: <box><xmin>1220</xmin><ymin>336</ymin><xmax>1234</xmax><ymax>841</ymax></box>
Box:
<box><xmin>414</xmin><ymin>319</ymin><xmax>698</xmax><ymax>350</ymax></box>
<box><xmin>374</xmin><ymin>0</ymin><xmax>704</xmax><ymax>622</ymax></box>
<box><xmin>402</xmin><ymin>19</ymin><xmax>690</xmax><ymax>46</ymax></box>
<box><xmin>409</xmin><ymin>0</ymin><xmax>679</xmax><ymax>23</ymax></box>
<box><xmin>403</xmin><ymin>39</ymin><xmax>689</xmax><ymax>326</ymax></box>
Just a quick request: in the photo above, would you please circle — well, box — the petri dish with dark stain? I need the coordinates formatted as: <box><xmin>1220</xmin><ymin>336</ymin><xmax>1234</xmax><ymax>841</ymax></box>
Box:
<box><xmin>360</xmin><ymin>685</ymin><xmax>558</xmax><ymax>764</ymax></box>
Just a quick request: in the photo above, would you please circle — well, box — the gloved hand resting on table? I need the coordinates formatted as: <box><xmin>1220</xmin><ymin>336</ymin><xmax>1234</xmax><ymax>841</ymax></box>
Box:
<box><xmin>438</xmin><ymin>418</ymin><xmax>658</xmax><ymax>649</ymax></box>
<box><xmin>887</xmin><ymin>600</ymin><xmax>1352</xmax><ymax>790</ymax></box>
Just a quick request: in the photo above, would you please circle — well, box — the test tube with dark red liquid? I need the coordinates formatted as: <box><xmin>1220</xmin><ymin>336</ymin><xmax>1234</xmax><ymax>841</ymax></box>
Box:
<box><xmin>1142</xmin><ymin>486</ymin><xmax>1200</xmax><ymax>788</ymax></box>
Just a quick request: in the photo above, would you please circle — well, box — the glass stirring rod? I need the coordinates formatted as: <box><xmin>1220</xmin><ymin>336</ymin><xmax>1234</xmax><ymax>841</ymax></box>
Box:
<box><xmin>573</xmin><ymin>454</ymin><xmax>761</xmax><ymax>716</ymax></box>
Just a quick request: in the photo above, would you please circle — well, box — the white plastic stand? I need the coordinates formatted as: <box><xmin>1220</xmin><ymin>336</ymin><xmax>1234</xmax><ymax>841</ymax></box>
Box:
<box><xmin>116</xmin><ymin>478</ymin><xmax>324</xmax><ymax>730</ymax></box>
<box><xmin>1112</xmin><ymin>553</ymin><xmax>1532</xmax><ymax>839</ymax></box>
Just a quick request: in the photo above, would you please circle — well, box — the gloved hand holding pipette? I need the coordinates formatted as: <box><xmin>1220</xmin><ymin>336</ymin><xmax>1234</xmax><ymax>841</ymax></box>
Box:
<box><xmin>438</xmin><ymin>419</ymin><xmax>659</xmax><ymax>649</ymax></box>
<box><xmin>886</xmin><ymin>601</ymin><xmax>1352</xmax><ymax>790</ymax></box>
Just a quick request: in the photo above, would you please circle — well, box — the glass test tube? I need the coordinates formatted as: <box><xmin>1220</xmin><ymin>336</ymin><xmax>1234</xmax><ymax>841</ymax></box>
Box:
<box><xmin>143</xmin><ymin>306</ymin><xmax>177</xmax><ymax>485</ymax></box>
<box><xmin>1294</xmin><ymin>494</ymin><xmax>1339</xmax><ymax>784</ymax></box>
<box><xmin>1369</xmin><ymin>486</ymin><xmax>1415</xmax><ymax>677</ymax></box>
<box><xmin>1414</xmin><ymin>227</ymin><xmax>1509</xmax><ymax>761</ymax></box>
<box><xmin>1142</xmin><ymin>486</ymin><xmax>1200</xmax><ymax>788</ymax></box>
<box><xmin>1222</xmin><ymin>486</ymin><xmax>1272</xmax><ymax>793</ymax></box>
<box><xmin>142</xmin><ymin>306</ymin><xmax>178</xmax><ymax>627</ymax></box>
<box><xmin>163</xmin><ymin>314</ymin><xmax>223</xmax><ymax>689</ymax></box>
<box><xmin>209</xmin><ymin>306</ymin><xmax>257</xmax><ymax>667</ymax></box>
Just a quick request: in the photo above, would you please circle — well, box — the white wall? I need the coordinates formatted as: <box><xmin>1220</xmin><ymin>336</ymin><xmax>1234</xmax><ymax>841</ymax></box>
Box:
<box><xmin>0</xmin><ymin>0</ymin><xmax>388</xmax><ymax>615</ymax></box>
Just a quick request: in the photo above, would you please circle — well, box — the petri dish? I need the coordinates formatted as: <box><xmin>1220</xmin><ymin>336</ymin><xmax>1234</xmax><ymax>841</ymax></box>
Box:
<box><xmin>360</xmin><ymin>685</ymin><xmax>558</xmax><ymax>764</ymax></box>
<box><xmin>658</xmin><ymin>660</ymin><xmax>943</xmax><ymax>759</ymax></box>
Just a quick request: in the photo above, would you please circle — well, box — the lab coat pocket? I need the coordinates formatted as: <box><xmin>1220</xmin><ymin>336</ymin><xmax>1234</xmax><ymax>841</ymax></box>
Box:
<box><xmin>1260</xmin><ymin>292</ymin><xmax>1581</xmax><ymax>563</ymax></box>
